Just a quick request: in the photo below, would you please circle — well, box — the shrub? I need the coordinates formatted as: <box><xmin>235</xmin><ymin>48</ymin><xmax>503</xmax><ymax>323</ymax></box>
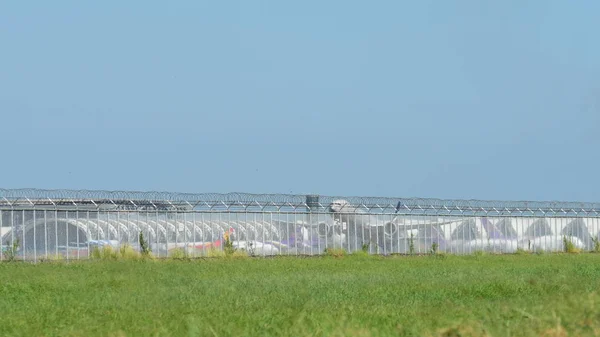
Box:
<box><xmin>139</xmin><ymin>231</ymin><xmax>151</xmax><ymax>257</ymax></box>
<box><xmin>223</xmin><ymin>229</ymin><xmax>236</xmax><ymax>256</ymax></box>
<box><xmin>169</xmin><ymin>248</ymin><xmax>188</xmax><ymax>260</ymax></box>
<box><xmin>3</xmin><ymin>239</ymin><xmax>20</xmax><ymax>262</ymax></box>
<box><xmin>324</xmin><ymin>248</ymin><xmax>347</xmax><ymax>257</ymax></box>
<box><xmin>231</xmin><ymin>249</ymin><xmax>249</xmax><ymax>259</ymax></box>
<box><xmin>119</xmin><ymin>244</ymin><xmax>141</xmax><ymax>260</ymax></box>
<box><xmin>43</xmin><ymin>254</ymin><xmax>65</xmax><ymax>262</ymax></box>
<box><xmin>592</xmin><ymin>235</ymin><xmax>600</xmax><ymax>253</ymax></box>
<box><xmin>207</xmin><ymin>248</ymin><xmax>226</xmax><ymax>258</ymax></box>
<box><xmin>563</xmin><ymin>236</ymin><xmax>581</xmax><ymax>254</ymax></box>
<box><xmin>429</xmin><ymin>242</ymin><xmax>439</xmax><ymax>255</ymax></box>
<box><xmin>91</xmin><ymin>245</ymin><xmax>119</xmax><ymax>260</ymax></box>
<box><xmin>351</xmin><ymin>249</ymin><xmax>370</xmax><ymax>258</ymax></box>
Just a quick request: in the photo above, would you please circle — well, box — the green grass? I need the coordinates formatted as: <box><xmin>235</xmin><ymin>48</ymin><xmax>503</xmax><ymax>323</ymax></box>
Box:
<box><xmin>1</xmin><ymin>254</ymin><xmax>600</xmax><ymax>337</ymax></box>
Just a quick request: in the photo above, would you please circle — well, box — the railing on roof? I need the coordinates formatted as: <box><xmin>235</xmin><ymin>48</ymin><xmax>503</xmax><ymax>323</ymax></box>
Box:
<box><xmin>1</xmin><ymin>188</ymin><xmax>600</xmax><ymax>217</ymax></box>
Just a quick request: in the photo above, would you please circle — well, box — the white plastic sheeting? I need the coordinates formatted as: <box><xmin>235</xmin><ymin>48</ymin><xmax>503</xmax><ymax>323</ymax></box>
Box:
<box><xmin>1</xmin><ymin>213</ymin><xmax>599</xmax><ymax>260</ymax></box>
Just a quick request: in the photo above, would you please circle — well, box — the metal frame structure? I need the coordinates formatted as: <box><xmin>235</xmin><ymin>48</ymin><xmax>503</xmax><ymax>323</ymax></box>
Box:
<box><xmin>2</xmin><ymin>188</ymin><xmax>600</xmax><ymax>216</ymax></box>
<box><xmin>1</xmin><ymin>188</ymin><xmax>600</xmax><ymax>262</ymax></box>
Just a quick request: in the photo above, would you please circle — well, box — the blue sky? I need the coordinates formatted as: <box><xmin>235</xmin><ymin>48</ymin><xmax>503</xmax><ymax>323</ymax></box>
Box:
<box><xmin>1</xmin><ymin>1</ymin><xmax>599</xmax><ymax>202</ymax></box>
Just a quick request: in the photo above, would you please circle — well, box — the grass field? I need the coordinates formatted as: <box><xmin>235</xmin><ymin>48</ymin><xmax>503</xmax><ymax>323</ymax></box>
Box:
<box><xmin>1</xmin><ymin>253</ymin><xmax>600</xmax><ymax>337</ymax></box>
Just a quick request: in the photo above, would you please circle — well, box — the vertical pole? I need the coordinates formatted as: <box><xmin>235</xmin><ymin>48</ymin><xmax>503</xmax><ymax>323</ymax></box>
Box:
<box><xmin>87</xmin><ymin>210</ymin><xmax>91</xmax><ymax>259</ymax></box>
<box><xmin>21</xmin><ymin>210</ymin><xmax>25</xmax><ymax>260</ymax></box>
<box><xmin>54</xmin><ymin>208</ymin><xmax>58</xmax><ymax>258</ymax></box>
<box><xmin>306</xmin><ymin>195</ymin><xmax>319</xmax><ymax>254</ymax></box>
<box><xmin>76</xmin><ymin>206</ymin><xmax>80</xmax><ymax>260</ymax></box>
<box><xmin>44</xmin><ymin>210</ymin><xmax>48</xmax><ymax>260</ymax></box>
<box><xmin>33</xmin><ymin>207</ymin><xmax>37</xmax><ymax>263</ymax></box>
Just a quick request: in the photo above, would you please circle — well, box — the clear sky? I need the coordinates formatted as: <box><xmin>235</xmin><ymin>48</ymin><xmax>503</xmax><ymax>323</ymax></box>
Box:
<box><xmin>1</xmin><ymin>1</ymin><xmax>599</xmax><ymax>202</ymax></box>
